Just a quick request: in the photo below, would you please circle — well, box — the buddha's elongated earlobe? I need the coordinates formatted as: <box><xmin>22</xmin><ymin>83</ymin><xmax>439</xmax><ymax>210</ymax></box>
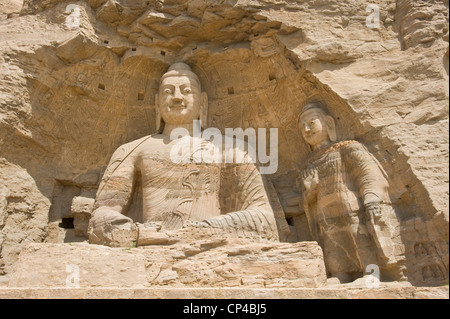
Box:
<box><xmin>200</xmin><ymin>92</ymin><xmax>208</xmax><ymax>129</ymax></box>
<box><xmin>298</xmin><ymin>114</ymin><xmax>312</xmax><ymax>152</ymax></box>
<box><xmin>325</xmin><ymin>115</ymin><xmax>337</xmax><ymax>142</ymax></box>
<box><xmin>155</xmin><ymin>94</ymin><xmax>163</xmax><ymax>133</ymax></box>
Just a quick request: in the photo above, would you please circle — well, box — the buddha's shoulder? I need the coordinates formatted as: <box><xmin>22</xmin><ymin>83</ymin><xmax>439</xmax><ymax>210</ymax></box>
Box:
<box><xmin>110</xmin><ymin>134</ymin><xmax>163</xmax><ymax>159</ymax></box>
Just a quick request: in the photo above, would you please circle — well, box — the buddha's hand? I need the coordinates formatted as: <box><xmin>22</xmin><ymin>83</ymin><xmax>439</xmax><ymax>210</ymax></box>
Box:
<box><xmin>89</xmin><ymin>208</ymin><xmax>133</xmax><ymax>228</ymax></box>
<box><xmin>88</xmin><ymin>208</ymin><xmax>136</xmax><ymax>246</ymax></box>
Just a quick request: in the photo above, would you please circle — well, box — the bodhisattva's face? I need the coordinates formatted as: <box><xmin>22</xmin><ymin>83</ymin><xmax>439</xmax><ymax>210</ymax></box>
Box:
<box><xmin>158</xmin><ymin>75</ymin><xmax>201</xmax><ymax>125</ymax></box>
<box><xmin>300</xmin><ymin>111</ymin><xmax>330</xmax><ymax>148</ymax></box>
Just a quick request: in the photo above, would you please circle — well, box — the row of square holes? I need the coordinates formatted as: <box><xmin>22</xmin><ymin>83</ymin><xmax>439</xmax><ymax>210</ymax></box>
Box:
<box><xmin>98</xmin><ymin>78</ymin><xmax>275</xmax><ymax>98</ymax></box>
<box><xmin>98</xmin><ymin>83</ymin><xmax>145</xmax><ymax>100</ymax></box>
<box><xmin>98</xmin><ymin>85</ymin><xmax>237</xmax><ymax>98</ymax></box>
<box><xmin>98</xmin><ymin>85</ymin><xmax>271</xmax><ymax>97</ymax></box>
<box><xmin>103</xmin><ymin>40</ymin><xmax>167</xmax><ymax>56</ymax></box>
<box><xmin>102</xmin><ymin>28</ymin><xmax>263</xmax><ymax>55</ymax></box>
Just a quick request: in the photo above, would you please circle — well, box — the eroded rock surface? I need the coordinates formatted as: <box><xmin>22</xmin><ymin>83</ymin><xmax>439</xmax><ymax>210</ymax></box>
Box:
<box><xmin>8</xmin><ymin>240</ymin><xmax>327</xmax><ymax>288</ymax></box>
<box><xmin>0</xmin><ymin>0</ymin><xmax>448</xmax><ymax>289</ymax></box>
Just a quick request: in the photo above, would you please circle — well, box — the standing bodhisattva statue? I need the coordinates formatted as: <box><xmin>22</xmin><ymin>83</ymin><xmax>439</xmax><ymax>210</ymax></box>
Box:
<box><xmin>88</xmin><ymin>63</ymin><xmax>281</xmax><ymax>246</ymax></box>
<box><xmin>298</xmin><ymin>101</ymin><xmax>406</xmax><ymax>283</ymax></box>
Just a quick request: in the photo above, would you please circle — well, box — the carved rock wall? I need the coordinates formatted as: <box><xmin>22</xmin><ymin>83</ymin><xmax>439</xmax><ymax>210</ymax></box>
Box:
<box><xmin>0</xmin><ymin>0</ymin><xmax>448</xmax><ymax>286</ymax></box>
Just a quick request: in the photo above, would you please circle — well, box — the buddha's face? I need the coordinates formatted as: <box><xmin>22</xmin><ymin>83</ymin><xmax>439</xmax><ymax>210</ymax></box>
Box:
<box><xmin>300</xmin><ymin>110</ymin><xmax>330</xmax><ymax>148</ymax></box>
<box><xmin>158</xmin><ymin>75</ymin><xmax>201</xmax><ymax>125</ymax></box>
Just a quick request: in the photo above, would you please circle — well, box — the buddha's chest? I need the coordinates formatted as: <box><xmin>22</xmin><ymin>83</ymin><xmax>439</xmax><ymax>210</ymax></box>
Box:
<box><xmin>140</xmin><ymin>157</ymin><xmax>222</xmax><ymax>197</ymax></box>
<box><xmin>138</xmin><ymin>156</ymin><xmax>222</xmax><ymax>222</ymax></box>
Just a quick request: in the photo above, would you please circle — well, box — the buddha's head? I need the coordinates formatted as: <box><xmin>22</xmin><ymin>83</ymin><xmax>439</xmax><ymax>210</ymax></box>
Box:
<box><xmin>156</xmin><ymin>63</ymin><xmax>208</xmax><ymax>132</ymax></box>
<box><xmin>299</xmin><ymin>101</ymin><xmax>337</xmax><ymax>151</ymax></box>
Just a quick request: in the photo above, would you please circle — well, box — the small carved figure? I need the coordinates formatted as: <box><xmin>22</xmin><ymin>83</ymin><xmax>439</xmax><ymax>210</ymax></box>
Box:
<box><xmin>298</xmin><ymin>101</ymin><xmax>406</xmax><ymax>283</ymax></box>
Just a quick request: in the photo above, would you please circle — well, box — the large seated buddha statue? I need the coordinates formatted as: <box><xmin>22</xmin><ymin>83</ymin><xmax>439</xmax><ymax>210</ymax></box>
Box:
<box><xmin>87</xmin><ymin>63</ymin><xmax>282</xmax><ymax>247</ymax></box>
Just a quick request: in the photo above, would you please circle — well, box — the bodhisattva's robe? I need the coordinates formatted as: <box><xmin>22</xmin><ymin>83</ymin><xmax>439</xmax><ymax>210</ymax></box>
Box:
<box><xmin>300</xmin><ymin>140</ymin><xmax>405</xmax><ymax>278</ymax></box>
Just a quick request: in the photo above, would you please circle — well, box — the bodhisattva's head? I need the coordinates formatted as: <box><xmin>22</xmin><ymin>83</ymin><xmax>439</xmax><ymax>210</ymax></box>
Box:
<box><xmin>299</xmin><ymin>102</ymin><xmax>337</xmax><ymax>151</ymax></box>
<box><xmin>156</xmin><ymin>63</ymin><xmax>208</xmax><ymax>132</ymax></box>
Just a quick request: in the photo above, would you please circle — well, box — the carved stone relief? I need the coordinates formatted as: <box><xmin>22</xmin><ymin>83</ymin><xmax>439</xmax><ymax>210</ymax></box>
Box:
<box><xmin>0</xmin><ymin>0</ymin><xmax>448</xmax><ymax>291</ymax></box>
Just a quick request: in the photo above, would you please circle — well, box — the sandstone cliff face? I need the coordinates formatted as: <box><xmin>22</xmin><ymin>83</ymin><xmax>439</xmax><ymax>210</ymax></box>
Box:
<box><xmin>0</xmin><ymin>0</ymin><xmax>448</xmax><ymax>286</ymax></box>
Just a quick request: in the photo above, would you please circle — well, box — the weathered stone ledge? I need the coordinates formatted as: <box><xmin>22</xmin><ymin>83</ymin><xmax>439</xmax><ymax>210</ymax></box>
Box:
<box><xmin>0</xmin><ymin>286</ymin><xmax>448</xmax><ymax>299</ymax></box>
